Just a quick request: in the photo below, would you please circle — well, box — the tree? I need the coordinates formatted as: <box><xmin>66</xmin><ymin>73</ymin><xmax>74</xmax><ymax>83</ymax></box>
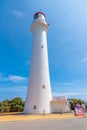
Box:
<box><xmin>68</xmin><ymin>98</ymin><xmax>85</xmax><ymax>110</ymax></box>
<box><xmin>0</xmin><ymin>97</ymin><xmax>25</xmax><ymax>113</ymax></box>
<box><xmin>10</xmin><ymin>97</ymin><xmax>24</xmax><ymax>112</ymax></box>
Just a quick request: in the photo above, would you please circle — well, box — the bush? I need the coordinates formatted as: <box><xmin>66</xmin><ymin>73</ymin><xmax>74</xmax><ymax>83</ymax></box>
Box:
<box><xmin>0</xmin><ymin>97</ymin><xmax>25</xmax><ymax>113</ymax></box>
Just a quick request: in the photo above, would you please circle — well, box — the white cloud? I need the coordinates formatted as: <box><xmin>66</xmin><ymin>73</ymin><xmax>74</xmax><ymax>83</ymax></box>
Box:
<box><xmin>81</xmin><ymin>57</ymin><xmax>87</xmax><ymax>62</ymax></box>
<box><xmin>8</xmin><ymin>75</ymin><xmax>27</xmax><ymax>82</ymax></box>
<box><xmin>0</xmin><ymin>74</ymin><xmax>27</xmax><ymax>83</ymax></box>
<box><xmin>59</xmin><ymin>83</ymin><xmax>74</xmax><ymax>86</ymax></box>
<box><xmin>9</xmin><ymin>10</ymin><xmax>26</xmax><ymax>18</ymax></box>
<box><xmin>52</xmin><ymin>82</ymin><xmax>74</xmax><ymax>87</ymax></box>
<box><xmin>0</xmin><ymin>86</ymin><xmax>27</xmax><ymax>92</ymax></box>
<box><xmin>53</xmin><ymin>92</ymin><xmax>87</xmax><ymax>97</ymax></box>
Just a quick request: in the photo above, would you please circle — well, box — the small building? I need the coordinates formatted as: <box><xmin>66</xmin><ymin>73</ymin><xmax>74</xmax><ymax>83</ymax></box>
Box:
<box><xmin>50</xmin><ymin>96</ymin><xmax>70</xmax><ymax>113</ymax></box>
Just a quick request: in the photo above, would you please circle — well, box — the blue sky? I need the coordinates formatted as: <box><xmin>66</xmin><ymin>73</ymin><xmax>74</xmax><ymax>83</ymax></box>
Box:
<box><xmin>0</xmin><ymin>0</ymin><xmax>87</xmax><ymax>101</ymax></box>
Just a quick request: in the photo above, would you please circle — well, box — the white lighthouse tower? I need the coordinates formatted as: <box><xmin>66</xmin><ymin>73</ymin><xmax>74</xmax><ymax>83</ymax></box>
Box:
<box><xmin>24</xmin><ymin>12</ymin><xmax>52</xmax><ymax>114</ymax></box>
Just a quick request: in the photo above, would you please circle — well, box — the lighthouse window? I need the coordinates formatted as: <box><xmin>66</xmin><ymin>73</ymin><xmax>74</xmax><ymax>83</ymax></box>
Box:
<box><xmin>41</xmin><ymin>45</ymin><xmax>44</xmax><ymax>48</ymax></box>
<box><xmin>42</xmin><ymin>85</ymin><xmax>45</xmax><ymax>89</ymax></box>
<box><xmin>33</xmin><ymin>105</ymin><xmax>37</xmax><ymax>109</ymax></box>
<box><xmin>34</xmin><ymin>14</ymin><xmax>39</xmax><ymax>19</ymax></box>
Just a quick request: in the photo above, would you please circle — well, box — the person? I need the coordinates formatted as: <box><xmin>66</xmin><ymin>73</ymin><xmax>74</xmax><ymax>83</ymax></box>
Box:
<box><xmin>74</xmin><ymin>104</ymin><xmax>77</xmax><ymax>116</ymax></box>
<box><xmin>81</xmin><ymin>103</ymin><xmax>86</xmax><ymax>117</ymax></box>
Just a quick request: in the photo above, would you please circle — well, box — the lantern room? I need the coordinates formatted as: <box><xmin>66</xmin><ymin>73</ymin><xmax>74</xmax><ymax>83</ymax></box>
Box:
<box><xmin>34</xmin><ymin>12</ymin><xmax>46</xmax><ymax>20</ymax></box>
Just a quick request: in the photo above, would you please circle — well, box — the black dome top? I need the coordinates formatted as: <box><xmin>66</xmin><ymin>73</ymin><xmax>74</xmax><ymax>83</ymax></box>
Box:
<box><xmin>34</xmin><ymin>12</ymin><xmax>46</xmax><ymax>19</ymax></box>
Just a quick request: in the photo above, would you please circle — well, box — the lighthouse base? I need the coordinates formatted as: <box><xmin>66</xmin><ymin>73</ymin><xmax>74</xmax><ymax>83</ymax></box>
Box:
<box><xmin>24</xmin><ymin>102</ymin><xmax>51</xmax><ymax>114</ymax></box>
<box><xmin>24</xmin><ymin>96</ymin><xmax>70</xmax><ymax>114</ymax></box>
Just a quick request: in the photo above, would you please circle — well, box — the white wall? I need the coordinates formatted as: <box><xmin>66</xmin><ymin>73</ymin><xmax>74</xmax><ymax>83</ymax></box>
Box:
<box><xmin>24</xmin><ymin>14</ymin><xmax>52</xmax><ymax>114</ymax></box>
<box><xmin>50</xmin><ymin>102</ymin><xmax>70</xmax><ymax>113</ymax></box>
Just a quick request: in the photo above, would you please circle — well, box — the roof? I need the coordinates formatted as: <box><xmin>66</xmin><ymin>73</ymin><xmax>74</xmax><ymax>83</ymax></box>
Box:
<box><xmin>50</xmin><ymin>96</ymin><xmax>67</xmax><ymax>103</ymax></box>
<box><xmin>34</xmin><ymin>12</ymin><xmax>46</xmax><ymax>18</ymax></box>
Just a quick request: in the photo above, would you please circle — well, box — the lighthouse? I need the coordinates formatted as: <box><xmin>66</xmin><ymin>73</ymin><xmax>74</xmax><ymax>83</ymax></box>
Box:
<box><xmin>24</xmin><ymin>12</ymin><xmax>52</xmax><ymax>114</ymax></box>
